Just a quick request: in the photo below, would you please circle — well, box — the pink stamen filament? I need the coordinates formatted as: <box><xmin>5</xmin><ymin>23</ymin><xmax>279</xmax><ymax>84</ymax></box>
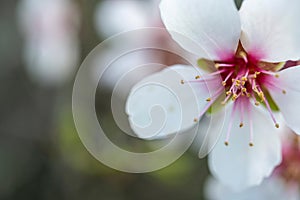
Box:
<box><xmin>216</xmin><ymin>63</ymin><xmax>235</xmax><ymax>68</ymax></box>
<box><xmin>256</xmin><ymin>85</ymin><xmax>279</xmax><ymax>128</ymax></box>
<box><xmin>225</xmin><ymin>102</ymin><xmax>238</xmax><ymax>146</ymax></box>
<box><xmin>239</xmin><ymin>101</ymin><xmax>244</xmax><ymax>127</ymax></box>
<box><xmin>248</xmin><ymin>104</ymin><xmax>254</xmax><ymax>146</ymax></box>
<box><xmin>223</xmin><ymin>71</ymin><xmax>234</xmax><ymax>84</ymax></box>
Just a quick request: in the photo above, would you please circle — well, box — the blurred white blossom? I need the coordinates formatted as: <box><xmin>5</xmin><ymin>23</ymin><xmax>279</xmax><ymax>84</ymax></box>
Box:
<box><xmin>94</xmin><ymin>0</ymin><xmax>162</xmax><ymax>38</ymax></box>
<box><xmin>18</xmin><ymin>0</ymin><xmax>80</xmax><ymax>86</ymax></box>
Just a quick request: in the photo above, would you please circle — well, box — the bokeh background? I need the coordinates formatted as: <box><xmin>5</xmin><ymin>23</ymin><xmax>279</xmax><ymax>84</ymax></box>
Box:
<box><xmin>1</xmin><ymin>0</ymin><xmax>242</xmax><ymax>199</ymax></box>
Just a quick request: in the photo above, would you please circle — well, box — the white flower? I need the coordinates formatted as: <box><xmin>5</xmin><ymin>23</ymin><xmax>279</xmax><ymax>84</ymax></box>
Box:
<box><xmin>126</xmin><ymin>0</ymin><xmax>300</xmax><ymax>191</ymax></box>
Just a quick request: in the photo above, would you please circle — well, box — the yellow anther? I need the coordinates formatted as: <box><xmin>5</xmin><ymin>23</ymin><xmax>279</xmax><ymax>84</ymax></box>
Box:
<box><xmin>206</xmin><ymin>98</ymin><xmax>211</xmax><ymax>102</ymax></box>
<box><xmin>195</xmin><ymin>75</ymin><xmax>201</xmax><ymax>79</ymax></box>
<box><xmin>215</xmin><ymin>63</ymin><xmax>220</xmax><ymax>68</ymax></box>
<box><xmin>249</xmin><ymin>143</ymin><xmax>254</xmax><ymax>147</ymax></box>
<box><xmin>282</xmin><ymin>90</ymin><xmax>287</xmax><ymax>94</ymax></box>
<box><xmin>275</xmin><ymin>123</ymin><xmax>280</xmax><ymax>128</ymax></box>
<box><xmin>232</xmin><ymin>78</ymin><xmax>235</xmax><ymax>82</ymax></box>
<box><xmin>258</xmin><ymin>92</ymin><xmax>265</xmax><ymax>101</ymax></box>
<box><xmin>239</xmin><ymin>123</ymin><xmax>244</xmax><ymax>128</ymax></box>
<box><xmin>232</xmin><ymin>94</ymin><xmax>238</xmax><ymax>101</ymax></box>
<box><xmin>242</xmin><ymin>88</ymin><xmax>247</xmax><ymax>93</ymax></box>
<box><xmin>224</xmin><ymin>141</ymin><xmax>229</xmax><ymax>146</ymax></box>
<box><xmin>255</xmin><ymin>101</ymin><xmax>260</xmax><ymax>106</ymax></box>
<box><xmin>247</xmin><ymin>93</ymin><xmax>251</xmax><ymax>98</ymax></box>
<box><xmin>241</xmin><ymin>77</ymin><xmax>247</xmax><ymax>81</ymax></box>
<box><xmin>241</xmin><ymin>81</ymin><xmax>246</xmax><ymax>85</ymax></box>
<box><xmin>236</xmin><ymin>80</ymin><xmax>241</xmax><ymax>84</ymax></box>
<box><xmin>275</xmin><ymin>74</ymin><xmax>280</xmax><ymax>78</ymax></box>
<box><xmin>180</xmin><ymin>80</ymin><xmax>185</xmax><ymax>84</ymax></box>
<box><xmin>222</xmin><ymin>81</ymin><xmax>226</xmax><ymax>86</ymax></box>
<box><xmin>254</xmin><ymin>72</ymin><xmax>261</xmax><ymax>79</ymax></box>
<box><xmin>194</xmin><ymin>118</ymin><xmax>198</xmax><ymax>122</ymax></box>
<box><xmin>226</xmin><ymin>91</ymin><xmax>232</xmax><ymax>96</ymax></box>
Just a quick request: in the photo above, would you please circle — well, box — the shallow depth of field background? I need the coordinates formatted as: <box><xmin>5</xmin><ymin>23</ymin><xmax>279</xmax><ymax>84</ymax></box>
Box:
<box><xmin>0</xmin><ymin>0</ymin><xmax>243</xmax><ymax>199</ymax></box>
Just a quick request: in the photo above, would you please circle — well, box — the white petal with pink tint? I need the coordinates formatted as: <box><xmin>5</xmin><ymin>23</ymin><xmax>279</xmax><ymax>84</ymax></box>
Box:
<box><xmin>126</xmin><ymin>65</ymin><xmax>221</xmax><ymax>139</ymax></box>
<box><xmin>240</xmin><ymin>0</ymin><xmax>300</xmax><ymax>62</ymax></box>
<box><xmin>159</xmin><ymin>0</ymin><xmax>241</xmax><ymax>60</ymax></box>
<box><xmin>205</xmin><ymin>176</ymin><xmax>300</xmax><ymax>200</ymax></box>
<box><xmin>269</xmin><ymin>66</ymin><xmax>300</xmax><ymax>134</ymax></box>
<box><xmin>208</xmin><ymin>104</ymin><xmax>282</xmax><ymax>191</ymax></box>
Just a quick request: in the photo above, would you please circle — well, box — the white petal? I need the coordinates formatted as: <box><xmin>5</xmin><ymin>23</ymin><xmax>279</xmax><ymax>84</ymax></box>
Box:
<box><xmin>240</xmin><ymin>0</ymin><xmax>300</xmax><ymax>62</ymax></box>
<box><xmin>159</xmin><ymin>0</ymin><xmax>241</xmax><ymax>60</ymax></box>
<box><xmin>126</xmin><ymin>65</ymin><xmax>221</xmax><ymax>139</ymax></box>
<box><xmin>268</xmin><ymin>66</ymin><xmax>300</xmax><ymax>134</ymax></box>
<box><xmin>208</xmin><ymin>104</ymin><xmax>282</xmax><ymax>191</ymax></box>
<box><xmin>192</xmin><ymin>110</ymin><xmax>226</xmax><ymax>159</ymax></box>
<box><xmin>205</xmin><ymin>176</ymin><xmax>296</xmax><ymax>200</ymax></box>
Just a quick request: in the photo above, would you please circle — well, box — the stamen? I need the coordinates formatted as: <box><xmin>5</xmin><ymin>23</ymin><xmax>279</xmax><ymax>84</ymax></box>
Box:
<box><xmin>196</xmin><ymin>88</ymin><xmax>223</xmax><ymax>120</ymax></box>
<box><xmin>222</xmin><ymin>94</ymin><xmax>231</xmax><ymax>105</ymax></box>
<box><xmin>207</xmin><ymin>69</ymin><xmax>228</xmax><ymax>76</ymax></box>
<box><xmin>224</xmin><ymin>71</ymin><xmax>234</xmax><ymax>83</ymax></box>
<box><xmin>195</xmin><ymin>75</ymin><xmax>201</xmax><ymax>79</ymax></box>
<box><xmin>239</xmin><ymin>100</ymin><xmax>244</xmax><ymax>128</ymax></box>
<box><xmin>248</xmin><ymin>103</ymin><xmax>254</xmax><ymax>147</ymax></box>
<box><xmin>207</xmin><ymin>87</ymin><xmax>225</xmax><ymax>101</ymax></box>
<box><xmin>253</xmin><ymin>71</ymin><xmax>261</xmax><ymax>79</ymax></box>
<box><xmin>261</xmin><ymin>91</ymin><xmax>280</xmax><ymax>128</ymax></box>
<box><xmin>251</xmin><ymin>92</ymin><xmax>260</xmax><ymax>106</ymax></box>
<box><xmin>224</xmin><ymin>103</ymin><xmax>237</xmax><ymax>146</ymax></box>
<box><xmin>181</xmin><ymin>78</ymin><xmax>219</xmax><ymax>84</ymax></box>
<box><xmin>215</xmin><ymin>63</ymin><xmax>235</xmax><ymax>68</ymax></box>
<box><xmin>282</xmin><ymin>90</ymin><xmax>287</xmax><ymax>94</ymax></box>
<box><xmin>260</xmin><ymin>69</ymin><xmax>277</xmax><ymax>77</ymax></box>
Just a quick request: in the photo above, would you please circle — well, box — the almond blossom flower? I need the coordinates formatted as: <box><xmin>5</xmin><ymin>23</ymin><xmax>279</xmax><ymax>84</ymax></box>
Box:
<box><xmin>126</xmin><ymin>0</ymin><xmax>300</xmax><ymax>191</ymax></box>
<box><xmin>205</xmin><ymin>134</ymin><xmax>300</xmax><ymax>200</ymax></box>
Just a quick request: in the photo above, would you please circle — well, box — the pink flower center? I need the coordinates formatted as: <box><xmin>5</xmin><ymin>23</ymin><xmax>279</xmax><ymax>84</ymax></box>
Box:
<box><xmin>181</xmin><ymin>43</ymin><xmax>288</xmax><ymax>146</ymax></box>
